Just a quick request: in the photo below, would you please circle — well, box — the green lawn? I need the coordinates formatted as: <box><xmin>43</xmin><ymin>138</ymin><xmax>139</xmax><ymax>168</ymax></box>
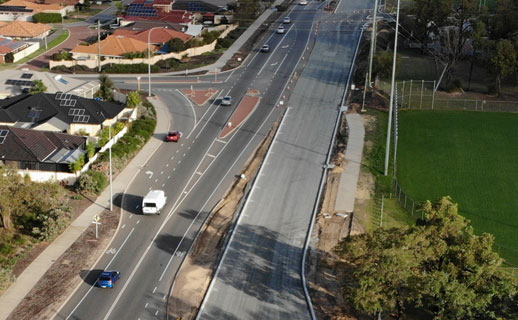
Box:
<box><xmin>397</xmin><ymin>110</ymin><xmax>518</xmax><ymax>264</ymax></box>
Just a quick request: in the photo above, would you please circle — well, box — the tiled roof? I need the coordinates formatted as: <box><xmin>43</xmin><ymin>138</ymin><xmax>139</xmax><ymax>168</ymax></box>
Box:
<box><xmin>0</xmin><ymin>21</ymin><xmax>51</xmax><ymax>38</ymax></box>
<box><xmin>1</xmin><ymin>0</ymin><xmax>64</xmax><ymax>12</ymax></box>
<box><xmin>126</xmin><ymin>10</ymin><xmax>193</xmax><ymax>24</ymax></box>
<box><xmin>71</xmin><ymin>35</ymin><xmax>158</xmax><ymax>56</ymax></box>
<box><xmin>0</xmin><ymin>38</ymin><xmax>26</xmax><ymax>54</ymax></box>
<box><xmin>0</xmin><ymin>93</ymin><xmax>125</xmax><ymax>127</ymax></box>
<box><xmin>0</xmin><ymin>125</ymin><xmax>86</xmax><ymax>163</ymax></box>
<box><xmin>113</xmin><ymin>27</ymin><xmax>191</xmax><ymax>44</ymax></box>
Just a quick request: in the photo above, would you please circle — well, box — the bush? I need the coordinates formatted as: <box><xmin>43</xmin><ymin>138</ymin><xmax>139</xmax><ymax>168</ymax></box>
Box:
<box><xmin>102</xmin><ymin>63</ymin><xmax>160</xmax><ymax>73</ymax></box>
<box><xmin>168</xmin><ymin>38</ymin><xmax>187</xmax><ymax>53</ymax></box>
<box><xmin>202</xmin><ymin>30</ymin><xmax>221</xmax><ymax>44</ymax></box>
<box><xmin>33</xmin><ymin>12</ymin><xmax>62</xmax><ymax>23</ymax></box>
<box><xmin>123</xmin><ymin>51</ymin><xmax>146</xmax><ymax>59</ymax></box>
<box><xmin>31</xmin><ymin>207</ymin><xmax>71</xmax><ymax>241</ymax></box>
<box><xmin>217</xmin><ymin>37</ymin><xmax>233</xmax><ymax>49</ymax></box>
<box><xmin>51</xmin><ymin>51</ymin><xmax>73</xmax><ymax>61</ymax></box>
<box><xmin>5</xmin><ymin>52</ymin><xmax>13</xmax><ymax>64</ymax></box>
<box><xmin>76</xmin><ymin>170</ymin><xmax>107</xmax><ymax>195</ymax></box>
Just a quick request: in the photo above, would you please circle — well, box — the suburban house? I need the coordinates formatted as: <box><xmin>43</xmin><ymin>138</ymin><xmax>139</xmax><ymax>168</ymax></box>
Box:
<box><xmin>0</xmin><ymin>0</ymin><xmax>68</xmax><ymax>21</ymax></box>
<box><xmin>0</xmin><ymin>38</ymin><xmax>39</xmax><ymax>63</ymax></box>
<box><xmin>116</xmin><ymin>20</ymin><xmax>186</xmax><ymax>33</ymax></box>
<box><xmin>0</xmin><ymin>125</ymin><xmax>86</xmax><ymax>174</ymax></box>
<box><xmin>112</xmin><ymin>27</ymin><xmax>192</xmax><ymax>46</ymax></box>
<box><xmin>125</xmin><ymin>0</ymin><xmax>194</xmax><ymax>24</ymax></box>
<box><xmin>71</xmin><ymin>35</ymin><xmax>159</xmax><ymax>60</ymax></box>
<box><xmin>0</xmin><ymin>70</ymin><xmax>100</xmax><ymax>99</ymax></box>
<box><xmin>0</xmin><ymin>21</ymin><xmax>51</xmax><ymax>40</ymax></box>
<box><xmin>0</xmin><ymin>92</ymin><xmax>132</xmax><ymax>136</ymax></box>
<box><xmin>173</xmin><ymin>0</ymin><xmax>234</xmax><ymax>13</ymax></box>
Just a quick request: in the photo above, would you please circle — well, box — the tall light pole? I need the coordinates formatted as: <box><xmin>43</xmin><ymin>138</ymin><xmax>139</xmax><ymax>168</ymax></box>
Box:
<box><xmin>368</xmin><ymin>0</ymin><xmax>379</xmax><ymax>87</ymax></box>
<box><xmin>109</xmin><ymin>124</ymin><xmax>113</xmax><ymax>211</ymax></box>
<box><xmin>148</xmin><ymin>27</ymin><xmax>166</xmax><ymax>97</ymax></box>
<box><xmin>384</xmin><ymin>0</ymin><xmax>400</xmax><ymax>176</ymax></box>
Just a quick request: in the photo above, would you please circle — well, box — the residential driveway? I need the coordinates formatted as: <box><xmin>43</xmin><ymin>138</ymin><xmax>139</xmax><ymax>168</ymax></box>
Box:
<box><xmin>20</xmin><ymin>26</ymin><xmax>94</xmax><ymax>71</ymax></box>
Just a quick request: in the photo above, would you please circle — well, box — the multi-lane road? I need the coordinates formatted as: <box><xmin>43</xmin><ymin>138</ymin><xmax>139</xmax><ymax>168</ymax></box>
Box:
<box><xmin>56</xmin><ymin>2</ymin><xmax>320</xmax><ymax>319</ymax></box>
<box><xmin>196</xmin><ymin>0</ymin><xmax>371</xmax><ymax>319</ymax></box>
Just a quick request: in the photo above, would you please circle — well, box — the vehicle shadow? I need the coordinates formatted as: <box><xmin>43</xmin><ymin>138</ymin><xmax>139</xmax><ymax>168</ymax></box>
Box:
<box><xmin>79</xmin><ymin>269</ymin><xmax>104</xmax><ymax>286</ymax></box>
<box><xmin>119</xmin><ymin>193</ymin><xmax>143</xmax><ymax>215</ymax></box>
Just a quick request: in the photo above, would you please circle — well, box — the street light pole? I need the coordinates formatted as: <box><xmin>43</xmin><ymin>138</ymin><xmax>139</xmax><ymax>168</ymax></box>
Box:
<box><xmin>384</xmin><ymin>0</ymin><xmax>400</xmax><ymax>176</ymax></box>
<box><xmin>109</xmin><ymin>124</ymin><xmax>113</xmax><ymax>211</ymax></box>
<box><xmin>368</xmin><ymin>0</ymin><xmax>379</xmax><ymax>87</ymax></box>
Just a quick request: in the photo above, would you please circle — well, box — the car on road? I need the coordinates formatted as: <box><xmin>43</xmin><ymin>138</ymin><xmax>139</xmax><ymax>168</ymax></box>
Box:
<box><xmin>165</xmin><ymin>131</ymin><xmax>182</xmax><ymax>142</ymax></box>
<box><xmin>97</xmin><ymin>270</ymin><xmax>120</xmax><ymax>288</ymax></box>
<box><xmin>260</xmin><ymin>44</ymin><xmax>270</xmax><ymax>52</ymax></box>
<box><xmin>276</xmin><ymin>25</ymin><xmax>285</xmax><ymax>34</ymax></box>
<box><xmin>221</xmin><ymin>96</ymin><xmax>232</xmax><ymax>106</ymax></box>
<box><xmin>299</xmin><ymin>0</ymin><xmax>307</xmax><ymax>4</ymax></box>
<box><xmin>283</xmin><ymin>17</ymin><xmax>291</xmax><ymax>24</ymax></box>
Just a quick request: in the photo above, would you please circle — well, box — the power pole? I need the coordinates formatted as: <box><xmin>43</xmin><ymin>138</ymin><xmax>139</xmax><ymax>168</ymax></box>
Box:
<box><xmin>368</xmin><ymin>0</ymin><xmax>379</xmax><ymax>88</ymax></box>
<box><xmin>97</xmin><ymin>19</ymin><xmax>101</xmax><ymax>72</ymax></box>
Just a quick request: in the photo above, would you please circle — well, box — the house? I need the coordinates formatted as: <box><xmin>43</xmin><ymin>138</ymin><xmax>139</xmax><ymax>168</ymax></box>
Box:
<box><xmin>0</xmin><ymin>21</ymin><xmax>51</xmax><ymax>40</ymax></box>
<box><xmin>0</xmin><ymin>125</ymin><xmax>86</xmax><ymax>174</ymax></box>
<box><xmin>0</xmin><ymin>38</ymin><xmax>39</xmax><ymax>64</ymax></box>
<box><xmin>0</xmin><ymin>69</ymin><xmax>100</xmax><ymax>99</ymax></box>
<box><xmin>125</xmin><ymin>0</ymin><xmax>194</xmax><ymax>25</ymax></box>
<box><xmin>112</xmin><ymin>28</ymin><xmax>192</xmax><ymax>46</ymax></box>
<box><xmin>173</xmin><ymin>0</ymin><xmax>234</xmax><ymax>13</ymax></box>
<box><xmin>116</xmin><ymin>20</ymin><xmax>186</xmax><ymax>33</ymax></box>
<box><xmin>71</xmin><ymin>35</ymin><xmax>159</xmax><ymax>60</ymax></box>
<box><xmin>0</xmin><ymin>92</ymin><xmax>131</xmax><ymax>136</ymax></box>
<box><xmin>0</xmin><ymin>0</ymin><xmax>69</xmax><ymax>21</ymax></box>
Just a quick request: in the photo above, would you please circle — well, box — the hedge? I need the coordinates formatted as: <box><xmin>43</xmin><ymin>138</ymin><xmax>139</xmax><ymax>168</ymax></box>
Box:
<box><xmin>33</xmin><ymin>13</ymin><xmax>62</xmax><ymax>23</ymax></box>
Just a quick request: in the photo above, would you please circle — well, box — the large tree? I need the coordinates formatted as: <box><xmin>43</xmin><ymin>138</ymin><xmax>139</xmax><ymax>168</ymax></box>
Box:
<box><xmin>95</xmin><ymin>73</ymin><xmax>114</xmax><ymax>101</ymax></box>
<box><xmin>491</xmin><ymin>39</ymin><xmax>516</xmax><ymax>95</ymax></box>
<box><xmin>336</xmin><ymin>197</ymin><xmax>518</xmax><ymax>319</ymax></box>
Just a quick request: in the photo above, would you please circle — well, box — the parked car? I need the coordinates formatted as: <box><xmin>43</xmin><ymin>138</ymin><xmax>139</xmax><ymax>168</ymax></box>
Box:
<box><xmin>299</xmin><ymin>0</ymin><xmax>307</xmax><ymax>4</ymax></box>
<box><xmin>283</xmin><ymin>17</ymin><xmax>291</xmax><ymax>24</ymax></box>
<box><xmin>97</xmin><ymin>270</ymin><xmax>120</xmax><ymax>288</ymax></box>
<box><xmin>261</xmin><ymin>44</ymin><xmax>270</xmax><ymax>52</ymax></box>
<box><xmin>165</xmin><ymin>131</ymin><xmax>182</xmax><ymax>142</ymax></box>
<box><xmin>221</xmin><ymin>96</ymin><xmax>232</xmax><ymax>106</ymax></box>
<box><xmin>276</xmin><ymin>25</ymin><xmax>285</xmax><ymax>34</ymax></box>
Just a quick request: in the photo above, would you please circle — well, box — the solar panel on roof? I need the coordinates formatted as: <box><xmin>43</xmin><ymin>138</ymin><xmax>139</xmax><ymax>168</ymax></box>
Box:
<box><xmin>21</xmin><ymin>73</ymin><xmax>33</xmax><ymax>79</ymax></box>
<box><xmin>0</xmin><ymin>129</ymin><xmax>8</xmax><ymax>144</ymax></box>
<box><xmin>28</xmin><ymin>108</ymin><xmax>42</xmax><ymax>120</ymax></box>
<box><xmin>55</xmin><ymin>92</ymin><xmax>63</xmax><ymax>100</ymax></box>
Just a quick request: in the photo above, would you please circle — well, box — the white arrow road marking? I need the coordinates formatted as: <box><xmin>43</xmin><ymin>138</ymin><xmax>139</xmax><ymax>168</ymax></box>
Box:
<box><xmin>145</xmin><ymin>171</ymin><xmax>153</xmax><ymax>179</ymax></box>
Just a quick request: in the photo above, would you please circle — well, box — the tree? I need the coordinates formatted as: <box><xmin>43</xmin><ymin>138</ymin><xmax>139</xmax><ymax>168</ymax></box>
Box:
<box><xmin>4</xmin><ymin>52</ymin><xmax>13</xmax><ymax>64</ymax></box>
<box><xmin>373</xmin><ymin>50</ymin><xmax>402</xmax><ymax>81</ymax></box>
<box><xmin>491</xmin><ymin>39</ymin><xmax>516</xmax><ymax>95</ymax></box>
<box><xmin>0</xmin><ymin>166</ymin><xmax>23</xmax><ymax>230</ymax></box>
<box><xmin>30</xmin><ymin>80</ymin><xmax>47</xmax><ymax>94</ymax></box>
<box><xmin>167</xmin><ymin>38</ymin><xmax>187</xmax><ymax>53</ymax></box>
<box><xmin>335</xmin><ymin>197</ymin><xmax>518</xmax><ymax>319</ymax></box>
<box><xmin>126</xmin><ymin>91</ymin><xmax>141</xmax><ymax>107</ymax></box>
<box><xmin>411</xmin><ymin>0</ymin><xmax>452</xmax><ymax>52</ymax></box>
<box><xmin>95</xmin><ymin>73</ymin><xmax>114</xmax><ymax>101</ymax></box>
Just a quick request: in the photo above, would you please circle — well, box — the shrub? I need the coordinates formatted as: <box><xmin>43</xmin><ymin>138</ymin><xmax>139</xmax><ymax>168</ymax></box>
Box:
<box><xmin>217</xmin><ymin>37</ymin><xmax>233</xmax><ymax>49</ymax></box>
<box><xmin>102</xmin><ymin>63</ymin><xmax>159</xmax><ymax>73</ymax></box>
<box><xmin>76</xmin><ymin>170</ymin><xmax>107</xmax><ymax>195</ymax></box>
<box><xmin>51</xmin><ymin>51</ymin><xmax>73</xmax><ymax>61</ymax></box>
<box><xmin>5</xmin><ymin>52</ymin><xmax>14</xmax><ymax>63</ymax></box>
<box><xmin>123</xmin><ymin>51</ymin><xmax>146</xmax><ymax>59</ymax></box>
<box><xmin>202</xmin><ymin>30</ymin><xmax>221</xmax><ymax>44</ymax></box>
<box><xmin>33</xmin><ymin>13</ymin><xmax>62</xmax><ymax>23</ymax></box>
<box><xmin>168</xmin><ymin>38</ymin><xmax>187</xmax><ymax>53</ymax></box>
<box><xmin>86</xmin><ymin>142</ymin><xmax>96</xmax><ymax>159</ymax></box>
<box><xmin>69</xmin><ymin>154</ymin><xmax>85</xmax><ymax>172</ymax></box>
<box><xmin>31</xmin><ymin>207</ymin><xmax>71</xmax><ymax>241</ymax></box>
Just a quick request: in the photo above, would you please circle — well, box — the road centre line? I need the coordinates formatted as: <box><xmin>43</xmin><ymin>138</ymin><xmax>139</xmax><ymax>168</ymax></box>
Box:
<box><xmin>275</xmin><ymin>54</ymin><xmax>289</xmax><ymax>75</ymax></box>
<box><xmin>66</xmin><ymin>228</ymin><xmax>135</xmax><ymax>319</ymax></box>
<box><xmin>224</xmin><ymin>69</ymin><xmax>235</xmax><ymax>82</ymax></box>
<box><xmin>257</xmin><ymin>24</ymin><xmax>295</xmax><ymax>76</ymax></box>
<box><xmin>207</xmin><ymin>153</ymin><xmax>216</xmax><ymax>158</ymax></box>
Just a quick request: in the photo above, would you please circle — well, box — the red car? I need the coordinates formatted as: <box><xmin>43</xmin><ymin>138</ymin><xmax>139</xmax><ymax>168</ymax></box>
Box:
<box><xmin>165</xmin><ymin>131</ymin><xmax>182</xmax><ymax>142</ymax></box>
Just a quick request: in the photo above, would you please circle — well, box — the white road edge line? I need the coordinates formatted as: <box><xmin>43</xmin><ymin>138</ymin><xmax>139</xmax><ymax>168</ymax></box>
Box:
<box><xmin>175</xmin><ymin>89</ymin><xmax>198</xmax><ymax>137</ymax></box>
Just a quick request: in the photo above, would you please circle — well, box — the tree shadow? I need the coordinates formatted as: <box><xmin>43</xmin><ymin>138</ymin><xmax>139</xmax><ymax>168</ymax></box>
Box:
<box><xmin>79</xmin><ymin>269</ymin><xmax>104</xmax><ymax>286</ymax></box>
<box><xmin>154</xmin><ymin>233</ymin><xmax>185</xmax><ymax>255</ymax></box>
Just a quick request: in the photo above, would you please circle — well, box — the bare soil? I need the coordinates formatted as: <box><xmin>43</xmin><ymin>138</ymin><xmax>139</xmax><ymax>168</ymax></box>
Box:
<box><xmin>168</xmin><ymin>116</ymin><xmax>280</xmax><ymax>320</ymax></box>
<box><xmin>6</xmin><ymin>205</ymin><xmax>120</xmax><ymax>320</ymax></box>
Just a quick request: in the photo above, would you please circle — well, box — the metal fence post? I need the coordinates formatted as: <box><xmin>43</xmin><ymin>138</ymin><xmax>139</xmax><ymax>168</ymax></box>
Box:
<box><xmin>432</xmin><ymin>80</ymin><xmax>436</xmax><ymax>110</ymax></box>
<box><xmin>380</xmin><ymin>194</ymin><xmax>384</xmax><ymax>227</ymax></box>
<box><xmin>401</xmin><ymin>80</ymin><xmax>406</xmax><ymax>108</ymax></box>
<box><xmin>420</xmin><ymin>80</ymin><xmax>424</xmax><ymax>109</ymax></box>
<box><xmin>409</xmin><ymin>80</ymin><xmax>413</xmax><ymax>108</ymax></box>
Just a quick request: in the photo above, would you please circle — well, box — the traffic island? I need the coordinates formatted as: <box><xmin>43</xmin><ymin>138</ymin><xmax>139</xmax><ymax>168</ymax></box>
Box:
<box><xmin>219</xmin><ymin>93</ymin><xmax>260</xmax><ymax>139</ymax></box>
<box><xmin>181</xmin><ymin>88</ymin><xmax>219</xmax><ymax>106</ymax></box>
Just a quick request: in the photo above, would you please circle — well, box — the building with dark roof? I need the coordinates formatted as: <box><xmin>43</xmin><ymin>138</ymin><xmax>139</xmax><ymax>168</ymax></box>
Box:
<box><xmin>0</xmin><ymin>125</ymin><xmax>86</xmax><ymax>173</ymax></box>
<box><xmin>0</xmin><ymin>92</ymin><xmax>130</xmax><ymax>136</ymax></box>
<box><xmin>173</xmin><ymin>0</ymin><xmax>234</xmax><ymax>13</ymax></box>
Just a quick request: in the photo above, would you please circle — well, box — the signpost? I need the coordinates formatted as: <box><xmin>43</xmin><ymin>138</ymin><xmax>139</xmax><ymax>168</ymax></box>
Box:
<box><xmin>92</xmin><ymin>215</ymin><xmax>101</xmax><ymax>239</ymax></box>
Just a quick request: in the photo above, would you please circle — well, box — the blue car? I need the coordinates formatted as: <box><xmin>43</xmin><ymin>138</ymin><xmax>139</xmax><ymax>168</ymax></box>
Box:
<box><xmin>97</xmin><ymin>270</ymin><xmax>120</xmax><ymax>288</ymax></box>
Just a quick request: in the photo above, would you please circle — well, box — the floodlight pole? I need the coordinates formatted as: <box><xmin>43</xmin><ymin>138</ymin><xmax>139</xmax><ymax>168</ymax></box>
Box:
<box><xmin>384</xmin><ymin>0</ymin><xmax>400</xmax><ymax>176</ymax></box>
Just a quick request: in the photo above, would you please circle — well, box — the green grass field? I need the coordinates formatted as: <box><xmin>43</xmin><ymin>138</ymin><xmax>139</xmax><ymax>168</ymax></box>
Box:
<box><xmin>397</xmin><ymin>110</ymin><xmax>518</xmax><ymax>264</ymax></box>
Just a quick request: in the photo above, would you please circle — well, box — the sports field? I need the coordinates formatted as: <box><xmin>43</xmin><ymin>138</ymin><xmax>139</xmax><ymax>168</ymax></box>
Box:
<box><xmin>396</xmin><ymin>110</ymin><xmax>518</xmax><ymax>264</ymax></box>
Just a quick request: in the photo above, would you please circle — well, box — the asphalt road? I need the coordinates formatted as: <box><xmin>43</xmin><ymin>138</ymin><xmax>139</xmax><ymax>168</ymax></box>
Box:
<box><xmin>196</xmin><ymin>0</ymin><xmax>371</xmax><ymax>319</ymax></box>
<box><xmin>55</xmin><ymin>3</ymin><xmax>316</xmax><ymax>320</ymax></box>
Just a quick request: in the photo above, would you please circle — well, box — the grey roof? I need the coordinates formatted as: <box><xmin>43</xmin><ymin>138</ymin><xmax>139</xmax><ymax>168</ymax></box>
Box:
<box><xmin>0</xmin><ymin>125</ymin><xmax>86</xmax><ymax>164</ymax></box>
<box><xmin>0</xmin><ymin>92</ymin><xmax>125</xmax><ymax>128</ymax></box>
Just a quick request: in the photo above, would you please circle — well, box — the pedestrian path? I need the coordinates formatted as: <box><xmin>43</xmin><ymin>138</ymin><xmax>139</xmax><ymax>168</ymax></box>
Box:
<box><xmin>0</xmin><ymin>97</ymin><xmax>170</xmax><ymax>320</ymax></box>
<box><xmin>335</xmin><ymin>113</ymin><xmax>365</xmax><ymax>213</ymax></box>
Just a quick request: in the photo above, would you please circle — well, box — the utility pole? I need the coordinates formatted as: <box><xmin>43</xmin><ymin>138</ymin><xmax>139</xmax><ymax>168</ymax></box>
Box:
<box><xmin>97</xmin><ymin>19</ymin><xmax>101</xmax><ymax>72</ymax></box>
<box><xmin>368</xmin><ymin>0</ymin><xmax>379</xmax><ymax>87</ymax></box>
<box><xmin>109</xmin><ymin>124</ymin><xmax>113</xmax><ymax>211</ymax></box>
<box><xmin>384</xmin><ymin>0</ymin><xmax>400</xmax><ymax>176</ymax></box>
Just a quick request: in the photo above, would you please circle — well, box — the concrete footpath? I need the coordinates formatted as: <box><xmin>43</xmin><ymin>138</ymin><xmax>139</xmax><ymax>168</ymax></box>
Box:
<box><xmin>335</xmin><ymin>113</ymin><xmax>365</xmax><ymax>213</ymax></box>
<box><xmin>0</xmin><ymin>98</ymin><xmax>170</xmax><ymax>320</ymax></box>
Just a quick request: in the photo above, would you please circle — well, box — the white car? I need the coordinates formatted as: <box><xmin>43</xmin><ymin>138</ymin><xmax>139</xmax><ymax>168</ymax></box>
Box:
<box><xmin>276</xmin><ymin>25</ymin><xmax>285</xmax><ymax>34</ymax></box>
<box><xmin>221</xmin><ymin>96</ymin><xmax>232</xmax><ymax>106</ymax></box>
<box><xmin>299</xmin><ymin>0</ymin><xmax>307</xmax><ymax>5</ymax></box>
<box><xmin>283</xmin><ymin>17</ymin><xmax>291</xmax><ymax>24</ymax></box>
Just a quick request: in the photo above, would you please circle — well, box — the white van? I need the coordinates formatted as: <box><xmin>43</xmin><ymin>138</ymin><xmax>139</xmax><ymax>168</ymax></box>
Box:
<box><xmin>142</xmin><ymin>190</ymin><xmax>167</xmax><ymax>214</ymax></box>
